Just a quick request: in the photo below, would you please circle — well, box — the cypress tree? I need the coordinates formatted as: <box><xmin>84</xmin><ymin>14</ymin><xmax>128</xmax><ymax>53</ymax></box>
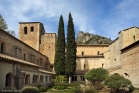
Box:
<box><xmin>65</xmin><ymin>13</ymin><xmax>77</xmax><ymax>83</ymax></box>
<box><xmin>54</xmin><ymin>15</ymin><xmax>65</xmax><ymax>75</ymax></box>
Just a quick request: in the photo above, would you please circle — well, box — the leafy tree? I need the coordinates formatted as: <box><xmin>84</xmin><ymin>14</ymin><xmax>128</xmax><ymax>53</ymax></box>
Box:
<box><xmin>105</xmin><ymin>73</ymin><xmax>131</xmax><ymax>92</ymax></box>
<box><xmin>85</xmin><ymin>68</ymin><xmax>108</xmax><ymax>89</ymax></box>
<box><xmin>0</xmin><ymin>14</ymin><xmax>8</xmax><ymax>30</ymax></box>
<box><xmin>0</xmin><ymin>14</ymin><xmax>16</xmax><ymax>36</ymax></box>
<box><xmin>54</xmin><ymin>15</ymin><xmax>65</xmax><ymax>75</ymax></box>
<box><xmin>65</xmin><ymin>13</ymin><xmax>76</xmax><ymax>83</ymax></box>
<box><xmin>7</xmin><ymin>30</ymin><xmax>15</xmax><ymax>36</ymax></box>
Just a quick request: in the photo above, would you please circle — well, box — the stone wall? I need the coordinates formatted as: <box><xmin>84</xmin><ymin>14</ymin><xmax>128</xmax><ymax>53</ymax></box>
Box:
<box><xmin>121</xmin><ymin>41</ymin><xmax>139</xmax><ymax>88</ymax></box>
<box><xmin>76</xmin><ymin>44</ymin><xmax>109</xmax><ymax>56</ymax></box>
<box><xmin>0</xmin><ymin>29</ymin><xmax>51</xmax><ymax>71</ymax></box>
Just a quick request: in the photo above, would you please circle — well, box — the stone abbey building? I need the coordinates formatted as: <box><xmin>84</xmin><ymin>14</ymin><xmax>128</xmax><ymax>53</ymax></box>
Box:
<box><xmin>0</xmin><ymin>22</ymin><xmax>139</xmax><ymax>90</ymax></box>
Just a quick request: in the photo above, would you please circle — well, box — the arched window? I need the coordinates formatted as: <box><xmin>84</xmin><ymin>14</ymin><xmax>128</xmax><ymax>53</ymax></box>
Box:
<box><xmin>32</xmin><ymin>75</ymin><xmax>36</xmax><ymax>83</ymax></box>
<box><xmin>1</xmin><ymin>43</ymin><xmax>4</xmax><ymax>53</ymax></box>
<box><xmin>25</xmin><ymin>74</ymin><xmax>30</xmax><ymax>85</ymax></box>
<box><xmin>5</xmin><ymin>73</ymin><xmax>12</xmax><ymax>87</ymax></box>
<box><xmin>35</xmin><ymin>75</ymin><xmax>39</xmax><ymax>83</ymax></box>
<box><xmin>30</xmin><ymin>26</ymin><xmax>34</xmax><ymax>32</ymax></box>
<box><xmin>24</xmin><ymin>27</ymin><xmax>27</xmax><ymax>34</ymax></box>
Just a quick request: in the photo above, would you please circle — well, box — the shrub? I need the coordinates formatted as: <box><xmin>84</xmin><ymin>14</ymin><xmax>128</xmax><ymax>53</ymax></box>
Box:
<box><xmin>38</xmin><ymin>86</ymin><xmax>46</xmax><ymax>92</ymax></box>
<box><xmin>129</xmin><ymin>85</ymin><xmax>135</xmax><ymax>92</ymax></box>
<box><xmin>53</xmin><ymin>85</ymin><xmax>67</xmax><ymax>90</ymax></box>
<box><xmin>84</xmin><ymin>89</ymin><xmax>97</xmax><ymax>93</ymax></box>
<box><xmin>71</xmin><ymin>86</ymin><xmax>83</xmax><ymax>93</ymax></box>
<box><xmin>105</xmin><ymin>74</ymin><xmax>131</xmax><ymax>92</ymax></box>
<box><xmin>21</xmin><ymin>86</ymin><xmax>39</xmax><ymax>93</ymax></box>
<box><xmin>85</xmin><ymin>68</ymin><xmax>108</xmax><ymax>89</ymax></box>
<box><xmin>2</xmin><ymin>86</ymin><xmax>16</xmax><ymax>93</ymax></box>
<box><xmin>53</xmin><ymin>75</ymin><xmax>67</xmax><ymax>83</ymax></box>
<box><xmin>54</xmin><ymin>83</ymin><xmax>80</xmax><ymax>87</ymax></box>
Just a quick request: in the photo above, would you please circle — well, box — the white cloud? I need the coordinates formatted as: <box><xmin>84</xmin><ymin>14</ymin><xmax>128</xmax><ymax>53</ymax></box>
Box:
<box><xmin>0</xmin><ymin>0</ymin><xmax>96</xmax><ymax>37</ymax></box>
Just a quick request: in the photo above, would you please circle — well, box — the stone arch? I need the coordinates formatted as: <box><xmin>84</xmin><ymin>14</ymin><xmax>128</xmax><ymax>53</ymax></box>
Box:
<box><xmin>32</xmin><ymin>75</ymin><xmax>36</xmax><ymax>83</ymax></box>
<box><xmin>5</xmin><ymin>72</ymin><xmax>13</xmax><ymax>87</ymax></box>
<box><xmin>36</xmin><ymin>75</ymin><xmax>39</xmax><ymax>83</ymax></box>
<box><xmin>25</xmin><ymin>74</ymin><xmax>30</xmax><ymax>85</ymax></box>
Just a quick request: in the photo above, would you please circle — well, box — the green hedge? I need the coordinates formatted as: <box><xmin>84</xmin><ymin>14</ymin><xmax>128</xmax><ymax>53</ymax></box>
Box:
<box><xmin>53</xmin><ymin>86</ymin><xmax>67</xmax><ymax>90</ymax></box>
<box><xmin>54</xmin><ymin>83</ymin><xmax>80</xmax><ymax>87</ymax></box>
<box><xmin>2</xmin><ymin>86</ymin><xmax>16</xmax><ymax>93</ymax></box>
<box><xmin>38</xmin><ymin>86</ymin><xmax>46</xmax><ymax>92</ymax></box>
<box><xmin>21</xmin><ymin>86</ymin><xmax>39</xmax><ymax>93</ymax></box>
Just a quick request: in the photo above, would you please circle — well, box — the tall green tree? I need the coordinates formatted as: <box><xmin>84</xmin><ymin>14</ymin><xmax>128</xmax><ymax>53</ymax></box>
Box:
<box><xmin>54</xmin><ymin>15</ymin><xmax>65</xmax><ymax>75</ymax></box>
<box><xmin>0</xmin><ymin>14</ymin><xmax>8</xmax><ymax>30</ymax></box>
<box><xmin>65</xmin><ymin>13</ymin><xmax>76</xmax><ymax>83</ymax></box>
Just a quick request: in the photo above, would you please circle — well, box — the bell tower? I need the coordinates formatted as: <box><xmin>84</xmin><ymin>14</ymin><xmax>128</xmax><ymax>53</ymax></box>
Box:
<box><xmin>18</xmin><ymin>22</ymin><xmax>45</xmax><ymax>51</ymax></box>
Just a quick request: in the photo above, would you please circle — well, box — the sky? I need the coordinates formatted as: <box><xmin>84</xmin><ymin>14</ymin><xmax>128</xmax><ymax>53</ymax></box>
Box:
<box><xmin>0</xmin><ymin>0</ymin><xmax>139</xmax><ymax>40</ymax></box>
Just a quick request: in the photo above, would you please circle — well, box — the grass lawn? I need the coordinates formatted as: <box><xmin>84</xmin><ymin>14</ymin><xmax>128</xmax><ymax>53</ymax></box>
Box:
<box><xmin>47</xmin><ymin>87</ymin><xmax>76</xmax><ymax>93</ymax></box>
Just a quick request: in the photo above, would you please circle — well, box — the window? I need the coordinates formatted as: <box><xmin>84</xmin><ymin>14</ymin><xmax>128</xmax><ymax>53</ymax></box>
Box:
<box><xmin>82</xmin><ymin>51</ymin><xmax>84</xmax><ymax>55</ymax></box>
<box><xmin>15</xmin><ymin>48</ymin><xmax>22</xmax><ymax>59</ymax></box>
<box><xmin>98</xmin><ymin>51</ymin><xmax>100</xmax><ymax>55</ymax></box>
<box><xmin>72</xmin><ymin>76</ymin><xmax>77</xmax><ymax>81</ymax></box>
<box><xmin>84</xmin><ymin>64</ymin><xmax>86</xmax><ymax>69</ymax></box>
<box><xmin>1</xmin><ymin>43</ymin><xmax>4</xmax><ymax>53</ymax></box>
<box><xmin>30</xmin><ymin>26</ymin><xmax>34</xmax><ymax>32</ymax></box>
<box><xmin>24</xmin><ymin>27</ymin><xmax>27</xmax><ymax>34</ymax></box>
<box><xmin>32</xmin><ymin>75</ymin><xmax>36</xmax><ymax>84</ymax></box>
<box><xmin>40</xmin><ymin>58</ymin><xmax>43</xmax><ymax>66</ymax></box>
<box><xmin>40</xmin><ymin>76</ymin><xmax>43</xmax><ymax>83</ymax></box>
<box><xmin>102</xmin><ymin>64</ymin><xmax>104</xmax><ymax>68</ymax></box>
<box><xmin>45</xmin><ymin>76</ymin><xmax>48</xmax><ymax>82</ymax></box>
<box><xmin>133</xmin><ymin>35</ymin><xmax>135</xmax><ymax>42</ymax></box>
<box><xmin>24</xmin><ymin>53</ymin><xmax>26</xmax><ymax>60</ymax></box>
<box><xmin>25</xmin><ymin>74</ymin><xmax>30</xmax><ymax>85</ymax></box>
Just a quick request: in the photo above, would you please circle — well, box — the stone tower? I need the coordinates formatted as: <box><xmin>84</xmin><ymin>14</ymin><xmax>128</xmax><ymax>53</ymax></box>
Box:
<box><xmin>18</xmin><ymin>22</ymin><xmax>56</xmax><ymax>65</ymax></box>
<box><xmin>18</xmin><ymin>22</ymin><xmax>45</xmax><ymax>51</ymax></box>
<box><xmin>40</xmin><ymin>33</ymin><xmax>56</xmax><ymax>65</ymax></box>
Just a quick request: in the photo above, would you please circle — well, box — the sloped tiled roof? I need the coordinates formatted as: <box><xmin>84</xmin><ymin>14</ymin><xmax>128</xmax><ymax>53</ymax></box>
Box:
<box><xmin>0</xmin><ymin>53</ymin><xmax>41</xmax><ymax>67</ymax></box>
<box><xmin>39</xmin><ymin>69</ymin><xmax>55</xmax><ymax>74</ymax></box>
<box><xmin>77</xmin><ymin>55</ymin><xmax>104</xmax><ymax>58</ymax></box>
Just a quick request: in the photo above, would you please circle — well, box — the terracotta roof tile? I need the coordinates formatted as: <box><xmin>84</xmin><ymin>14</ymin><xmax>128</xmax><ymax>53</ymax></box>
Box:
<box><xmin>0</xmin><ymin>53</ymin><xmax>41</xmax><ymax>67</ymax></box>
<box><xmin>39</xmin><ymin>69</ymin><xmax>55</xmax><ymax>74</ymax></box>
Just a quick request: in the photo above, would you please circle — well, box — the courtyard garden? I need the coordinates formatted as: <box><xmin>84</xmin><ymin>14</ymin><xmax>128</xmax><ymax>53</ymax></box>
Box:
<box><xmin>22</xmin><ymin>68</ymin><xmax>139</xmax><ymax>93</ymax></box>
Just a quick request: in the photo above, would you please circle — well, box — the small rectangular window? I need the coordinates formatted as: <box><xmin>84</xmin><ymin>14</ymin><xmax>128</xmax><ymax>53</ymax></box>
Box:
<box><xmin>82</xmin><ymin>51</ymin><xmax>84</xmax><ymax>55</ymax></box>
<box><xmin>24</xmin><ymin>27</ymin><xmax>27</xmax><ymax>34</ymax></box>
